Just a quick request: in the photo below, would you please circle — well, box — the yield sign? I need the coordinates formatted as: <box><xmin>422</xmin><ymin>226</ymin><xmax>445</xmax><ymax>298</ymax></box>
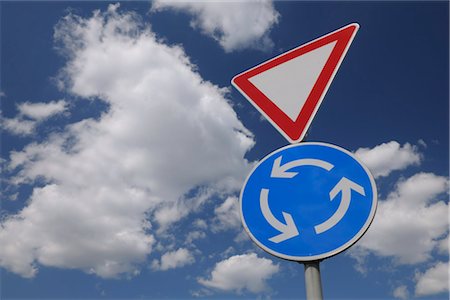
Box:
<box><xmin>232</xmin><ymin>23</ymin><xmax>359</xmax><ymax>143</ymax></box>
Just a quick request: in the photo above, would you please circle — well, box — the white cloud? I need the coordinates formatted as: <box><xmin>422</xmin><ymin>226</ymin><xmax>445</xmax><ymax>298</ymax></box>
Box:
<box><xmin>212</xmin><ymin>196</ymin><xmax>241</xmax><ymax>232</ymax></box>
<box><xmin>17</xmin><ymin>100</ymin><xmax>68</xmax><ymax>121</ymax></box>
<box><xmin>151</xmin><ymin>248</ymin><xmax>195</xmax><ymax>271</ymax></box>
<box><xmin>2</xmin><ymin>118</ymin><xmax>36</xmax><ymax>136</ymax></box>
<box><xmin>415</xmin><ymin>261</ymin><xmax>449</xmax><ymax>296</ymax></box>
<box><xmin>353</xmin><ymin>172</ymin><xmax>449</xmax><ymax>265</ymax></box>
<box><xmin>234</xmin><ymin>230</ymin><xmax>251</xmax><ymax>243</ymax></box>
<box><xmin>0</xmin><ymin>4</ymin><xmax>253</xmax><ymax>278</ymax></box>
<box><xmin>0</xmin><ymin>183</ymin><xmax>156</xmax><ymax>278</ymax></box>
<box><xmin>417</xmin><ymin>139</ymin><xmax>427</xmax><ymax>148</ymax></box>
<box><xmin>350</xmin><ymin>142</ymin><xmax>449</xmax><ymax>294</ymax></box>
<box><xmin>393</xmin><ymin>285</ymin><xmax>409</xmax><ymax>300</ymax></box>
<box><xmin>198</xmin><ymin>253</ymin><xmax>279</xmax><ymax>294</ymax></box>
<box><xmin>193</xmin><ymin>219</ymin><xmax>207</xmax><ymax>230</ymax></box>
<box><xmin>355</xmin><ymin>141</ymin><xmax>421</xmax><ymax>178</ymax></box>
<box><xmin>437</xmin><ymin>235</ymin><xmax>449</xmax><ymax>255</ymax></box>
<box><xmin>185</xmin><ymin>230</ymin><xmax>206</xmax><ymax>246</ymax></box>
<box><xmin>153</xmin><ymin>188</ymin><xmax>216</xmax><ymax>230</ymax></box>
<box><xmin>152</xmin><ymin>0</ymin><xmax>279</xmax><ymax>52</ymax></box>
<box><xmin>2</xmin><ymin>100</ymin><xmax>68</xmax><ymax>136</ymax></box>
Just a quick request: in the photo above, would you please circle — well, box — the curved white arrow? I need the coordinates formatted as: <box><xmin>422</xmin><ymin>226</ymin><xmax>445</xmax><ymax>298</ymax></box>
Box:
<box><xmin>271</xmin><ymin>156</ymin><xmax>334</xmax><ymax>178</ymax></box>
<box><xmin>314</xmin><ymin>177</ymin><xmax>366</xmax><ymax>234</ymax></box>
<box><xmin>260</xmin><ymin>188</ymin><xmax>299</xmax><ymax>243</ymax></box>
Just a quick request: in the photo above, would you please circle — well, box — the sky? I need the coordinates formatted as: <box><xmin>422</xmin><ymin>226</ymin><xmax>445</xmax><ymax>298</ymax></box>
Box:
<box><xmin>0</xmin><ymin>1</ymin><xmax>448</xmax><ymax>299</ymax></box>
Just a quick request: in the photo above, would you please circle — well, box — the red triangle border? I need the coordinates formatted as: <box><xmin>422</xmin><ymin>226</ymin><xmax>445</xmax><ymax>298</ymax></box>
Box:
<box><xmin>232</xmin><ymin>23</ymin><xmax>359</xmax><ymax>143</ymax></box>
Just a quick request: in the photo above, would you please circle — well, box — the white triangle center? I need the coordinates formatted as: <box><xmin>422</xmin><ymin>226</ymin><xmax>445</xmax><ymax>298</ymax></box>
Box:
<box><xmin>248</xmin><ymin>41</ymin><xmax>337</xmax><ymax>121</ymax></box>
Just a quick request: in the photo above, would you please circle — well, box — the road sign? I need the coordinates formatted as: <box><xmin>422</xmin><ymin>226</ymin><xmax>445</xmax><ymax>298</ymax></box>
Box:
<box><xmin>232</xmin><ymin>24</ymin><xmax>359</xmax><ymax>143</ymax></box>
<box><xmin>240</xmin><ymin>142</ymin><xmax>377</xmax><ymax>261</ymax></box>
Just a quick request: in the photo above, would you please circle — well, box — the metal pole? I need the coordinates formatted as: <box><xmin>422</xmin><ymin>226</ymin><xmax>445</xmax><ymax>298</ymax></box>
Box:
<box><xmin>303</xmin><ymin>261</ymin><xmax>323</xmax><ymax>300</ymax></box>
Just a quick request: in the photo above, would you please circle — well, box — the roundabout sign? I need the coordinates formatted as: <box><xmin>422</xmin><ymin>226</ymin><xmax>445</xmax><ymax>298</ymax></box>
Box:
<box><xmin>240</xmin><ymin>142</ymin><xmax>377</xmax><ymax>261</ymax></box>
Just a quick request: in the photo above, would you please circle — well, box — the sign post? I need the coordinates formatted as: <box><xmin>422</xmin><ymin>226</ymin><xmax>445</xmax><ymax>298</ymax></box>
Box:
<box><xmin>304</xmin><ymin>261</ymin><xmax>323</xmax><ymax>300</ymax></box>
<box><xmin>232</xmin><ymin>24</ymin><xmax>376</xmax><ymax>299</ymax></box>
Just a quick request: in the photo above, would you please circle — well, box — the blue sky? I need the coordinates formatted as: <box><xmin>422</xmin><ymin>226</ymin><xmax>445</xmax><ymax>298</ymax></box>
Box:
<box><xmin>0</xmin><ymin>1</ymin><xmax>448</xmax><ymax>299</ymax></box>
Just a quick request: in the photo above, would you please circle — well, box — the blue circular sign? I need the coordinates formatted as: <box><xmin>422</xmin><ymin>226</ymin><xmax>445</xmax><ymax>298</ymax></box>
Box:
<box><xmin>240</xmin><ymin>142</ymin><xmax>377</xmax><ymax>261</ymax></box>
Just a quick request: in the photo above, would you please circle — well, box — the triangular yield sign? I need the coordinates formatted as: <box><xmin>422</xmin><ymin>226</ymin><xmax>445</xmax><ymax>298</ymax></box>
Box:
<box><xmin>232</xmin><ymin>23</ymin><xmax>359</xmax><ymax>143</ymax></box>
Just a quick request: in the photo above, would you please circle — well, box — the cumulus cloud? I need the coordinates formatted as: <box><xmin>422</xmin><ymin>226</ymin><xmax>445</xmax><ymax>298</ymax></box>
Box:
<box><xmin>2</xmin><ymin>100</ymin><xmax>68</xmax><ymax>136</ymax></box>
<box><xmin>151</xmin><ymin>248</ymin><xmax>195</xmax><ymax>271</ymax></box>
<box><xmin>437</xmin><ymin>235</ymin><xmax>449</xmax><ymax>255</ymax></box>
<box><xmin>0</xmin><ymin>4</ymin><xmax>253</xmax><ymax>278</ymax></box>
<box><xmin>211</xmin><ymin>196</ymin><xmax>241</xmax><ymax>232</ymax></box>
<box><xmin>193</xmin><ymin>219</ymin><xmax>207</xmax><ymax>230</ymax></box>
<box><xmin>393</xmin><ymin>285</ymin><xmax>409</xmax><ymax>300</ymax></box>
<box><xmin>350</xmin><ymin>141</ymin><xmax>449</xmax><ymax>297</ymax></box>
<box><xmin>355</xmin><ymin>141</ymin><xmax>422</xmax><ymax>178</ymax></box>
<box><xmin>198</xmin><ymin>253</ymin><xmax>279</xmax><ymax>294</ymax></box>
<box><xmin>17</xmin><ymin>100</ymin><xmax>68</xmax><ymax>121</ymax></box>
<box><xmin>185</xmin><ymin>230</ymin><xmax>206</xmax><ymax>246</ymax></box>
<box><xmin>152</xmin><ymin>0</ymin><xmax>279</xmax><ymax>52</ymax></box>
<box><xmin>415</xmin><ymin>261</ymin><xmax>449</xmax><ymax>296</ymax></box>
<box><xmin>353</xmin><ymin>172</ymin><xmax>448</xmax><ymax>265</ymax></box>
<box><xmin>2</xmin><ymin>118</ymin><xmax>36</xmax><ymax>136</ymax></box>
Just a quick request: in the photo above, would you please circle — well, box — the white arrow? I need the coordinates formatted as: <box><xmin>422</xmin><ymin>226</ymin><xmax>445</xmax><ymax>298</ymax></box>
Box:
<box><xmin>260</xmin><ymin>188</ymin><xmax>299</xmax><ymax>243</ymax></box>
<box><xmin>271</xmin><ymin>156</ymin><xmax>334</xmax><ymax>178</ymax></box>
<box><xmin>314</xmin><ymin>177</ymin><xmax>366</xmax><ymax>234</ymax></box>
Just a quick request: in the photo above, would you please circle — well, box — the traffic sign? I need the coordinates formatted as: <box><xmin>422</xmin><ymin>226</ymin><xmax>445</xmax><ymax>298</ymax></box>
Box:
<box><xmin>240</xmin><ymin>142</ymin><xmax>377</xmax><ymax>261</ymax></box>
<box><xmin>232</xmin><ymin>24</ymin><xmax>359</xmax><ymax>143</ymax></box>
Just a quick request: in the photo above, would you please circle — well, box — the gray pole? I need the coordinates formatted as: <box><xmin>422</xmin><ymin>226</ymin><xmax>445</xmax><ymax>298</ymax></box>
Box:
<box><xmin>303</xmin><ymin>261</ymin><xmax>323</xmax><ymax>300</ymax></box>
